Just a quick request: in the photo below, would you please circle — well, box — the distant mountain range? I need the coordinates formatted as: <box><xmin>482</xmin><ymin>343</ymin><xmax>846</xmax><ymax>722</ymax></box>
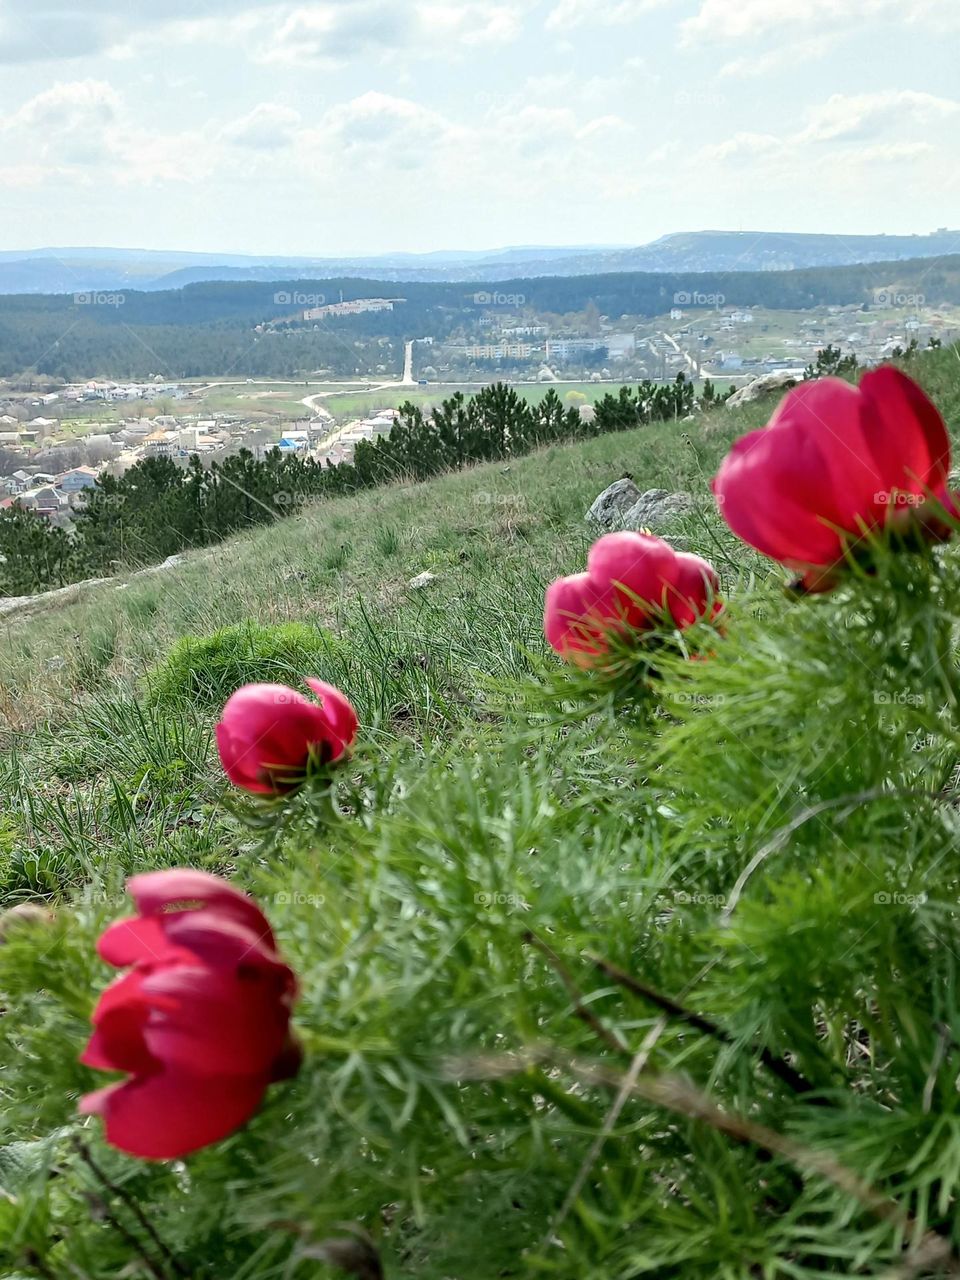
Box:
<box><xmin>0</xmin><ymin>230</ymin><xmax>958</xmax><ymax>294</ymax></box>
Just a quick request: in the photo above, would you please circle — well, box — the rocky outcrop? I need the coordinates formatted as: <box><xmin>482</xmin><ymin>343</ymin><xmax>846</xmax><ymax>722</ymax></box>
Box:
<box><xmin>725</xmin><ymin>370</ymin><xmax>802</xmax><ymax>409</ymax></box>
<box><xmin>586</xmin><ymin>478</ymin><xmax>642</xmax><ymax>529</ymax></box>
<box><xmin>0</xmin><ymin>554</ymin><xmax>190</xmax><ymax>622</ymax></box>
<box><xmin>622</xmin><ymin>489</ymin><xmax>696</xmax><ymax>530</ymax></box>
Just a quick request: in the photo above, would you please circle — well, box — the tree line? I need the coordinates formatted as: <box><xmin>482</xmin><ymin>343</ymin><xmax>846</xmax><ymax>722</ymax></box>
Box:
<box><xmin>1</xmin><ymin>252</ymin><xmax>959</xmax><ymax>379</ymax></box>
<box><xmin>0</xmin><ymin>378</ymin><xmax>703</xmax><ymax>595</ymax></box>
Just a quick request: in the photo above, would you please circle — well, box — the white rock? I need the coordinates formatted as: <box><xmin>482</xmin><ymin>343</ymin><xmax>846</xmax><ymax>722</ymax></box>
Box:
<box><xmin>408</xmin><ymin>571</ymin><xmax>439</xmax><ymax>590</ymax></box>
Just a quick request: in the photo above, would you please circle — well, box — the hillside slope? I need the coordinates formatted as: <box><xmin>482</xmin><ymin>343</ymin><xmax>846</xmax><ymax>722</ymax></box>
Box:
<box><xmin>3</xmin><ymin>344</ymin><xmax>960</xmax><ymax>890</ymax></box>
<box><xmin>4</xmin><ymin>347</ymin><xmax>960</xmax><ymax>1280</ymax></box>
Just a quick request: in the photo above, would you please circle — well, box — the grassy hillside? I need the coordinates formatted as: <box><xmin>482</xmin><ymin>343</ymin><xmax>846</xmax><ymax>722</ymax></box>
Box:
<box><xmin>4</xmin><ymin>345</ymin><xmax>960</xmax><ymax>1279</ymax></box>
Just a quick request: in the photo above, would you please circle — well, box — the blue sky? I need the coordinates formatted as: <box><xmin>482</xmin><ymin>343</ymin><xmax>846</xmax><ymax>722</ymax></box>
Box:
<box><xmin>0</xmin><ymin>0</ymin><xmax>955</xmax><ymax>255</ymax></box>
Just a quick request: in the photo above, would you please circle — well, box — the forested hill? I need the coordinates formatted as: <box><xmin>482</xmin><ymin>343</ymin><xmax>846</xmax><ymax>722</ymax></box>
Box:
<box><xmin>2</xmin><ymin>253</ymin><xmax>959</xmax><ymax>381</ymax></box>
<box><xmin>2</xmin><ymin>229</ymin><xmax>958</xmax><ymax>291</ymax></box>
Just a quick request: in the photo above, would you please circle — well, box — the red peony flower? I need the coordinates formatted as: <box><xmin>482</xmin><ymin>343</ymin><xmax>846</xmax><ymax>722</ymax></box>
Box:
<box><xmin>712</xmin><ymin>367</ymin><xmax>958</xmax><ymax>592</ymax></box>
<box><xmin>216</xmin><ymin>679</ymin><xmax>358</xmax><ymax>795</ymax></box>
<box><xmin>544</xmin><ymin>531</ymin><xmax>721</xmax><ymax>666</ymax></box>
<box><xmin>79</xmin><ymin>869</ymin><xmax>301</xmax><ymax>1160</ymax></box>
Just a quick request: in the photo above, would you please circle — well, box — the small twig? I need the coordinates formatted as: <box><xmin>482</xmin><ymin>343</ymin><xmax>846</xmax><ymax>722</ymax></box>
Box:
<box><xmin>273</xmin><ymin>1220</ymin><xmax>384</xmax><ymax>1280</ymax></box>
<box><xmin>876</xmin><ymin>1230</ymin><xmax>960</xmax><ymax>1280</ymax></box>
<box><xmin>536</xmin><ymin>951</ymin><xmax>719</xmax><ymax>1249</ymax></box>
<box><xmin>585</xmin><ymin>1067</ymin><xmax>955</xmax><ymax>1268</ymax></box>
<box><xmin>524</xmin><ymin>931</ymin><xmax>630</xmax><ymax>1054</ymax></box>
<box><xmin>450</xmin><ymin>1050</ymin><xmax>958</xmax><ymax>1272</ymax></box>
<box><xmin>721</xmin><ymin>788</ymin><xmax>945</xmax><ymax>922</ymax></box>
<box><xmin>80</xmin><ymin>1190</ymin><xmax>168</xmax><ymax>1280</ymax></box>
<box><xmin>590</xmin><ymin>954</ymin><xmax>821</xmax><ymax>1101</ymax></box>
<box><xmin>542</xmin><ymin>1016</ymin><xmax>669</xmax><ymax>1249</ymax></box>
<box><xmin>74</xmin><ymin>1138</ymin><xmax>187</xmax><ymax>1279</ymax></box>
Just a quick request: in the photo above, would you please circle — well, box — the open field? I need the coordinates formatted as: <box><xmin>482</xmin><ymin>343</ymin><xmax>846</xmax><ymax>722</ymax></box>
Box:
<box><xmin>4</xmin><ymin>346</ymin><xmax>960</xmax><ymax>1278</ymax></box>
<box><xmin>21</xmin><ymin>379</ymin><xmax>707</xmax><ymax>440</ymax></box>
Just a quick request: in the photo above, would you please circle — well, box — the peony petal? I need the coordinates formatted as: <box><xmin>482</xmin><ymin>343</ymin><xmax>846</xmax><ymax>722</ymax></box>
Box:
<box><xmin>544</xmin><ymin>573</ymin><xmax>623</xmax><ymax>661</ymax></box>
<box><xmin>662</xmin><ymin>552</ymin><xmax>720</xmax><ymax>629</ymax></box>
<box><xmin>82</xmin><ymin>972</ymin><xmax>160</xmax><ymax>1074</ymax></box>
<box><xmin>140</xmin><ymin>965</ymin><xmax>293</xmax><ymax>1077</ymax></box>
<box><xmin>713</xmin><ymin>427</ymin><xmax>848</xmax><ymax>565</ymax></box>
<box><xmin>217</xmin><ymin>682</ymin><xmax>354</xmax><ymax>789</ymax></box>
<box><xmin>765</xmin><ymin>379</ymin><xmax>882</xmax><ymax>531</ymax></box>
<box><xmin>98</xmin><ymin>916</ymin><xmax>186</xmax><ymax>968</ymax></box>
<box><xmin>544</xmin><ymin>532</ymin><xmax>721</xmax><ymax>664</ymax></box>
<box><xmin>587</xmin><ymin>532</ymin><xmax>678</xmax><ymax>627</ymax></box>
<box><xmin>304</xmin><ymin>679</ymin><xmax>359</xmax><ymax>759</ymax></box>
<box><xmin>79</xmin><ymin>1069</ymin><xmax>269</xmax><ymax>1160</ymax></box>
<box><xmin>859</xmin><ymin>365</ymin><xmax>951</xmax><ymax>498</ymax></box>
<box><xmin>215</xmin><ymin>722</ymin><xmax>275</xmax><ymax>795</ymax></box>
<box><xmin>160</xmin><ymin>913</ymin><xmax>291</xmax><ymax>981</ymax></box>
<box><xmin>714</xmin><ymin>369</ymin><xmax>956</xmax><ymax>581</ymax></box>
<box><xmin>126</xmin><ymin>870</ymin><xmax>276</xmax><ymax>949</ymax></box>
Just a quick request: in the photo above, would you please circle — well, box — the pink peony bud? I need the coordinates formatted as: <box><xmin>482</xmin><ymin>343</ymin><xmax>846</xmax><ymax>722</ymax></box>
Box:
<box><xmin>215</xmin><ymin>678</ymin><xmax>358</xmax><ymax>795</ymax></box>
<box><xmin>544</xmin><ymin>531</ymin><xmax>721</xmax><ymax>666</ymax></box>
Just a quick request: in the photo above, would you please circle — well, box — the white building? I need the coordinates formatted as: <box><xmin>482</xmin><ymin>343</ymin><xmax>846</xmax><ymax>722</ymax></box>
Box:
<box><xmin>546</xmin><ymin>338</ymin><xmax>608</xmax><ymax>361</ymax></box>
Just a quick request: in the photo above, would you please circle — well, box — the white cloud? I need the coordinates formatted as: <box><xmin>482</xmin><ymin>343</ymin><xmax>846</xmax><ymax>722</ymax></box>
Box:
<box><xmin>103</xmin><ymin>0</ymin><xmax>529</xmax><ymax>70</ymax></box>
<box><xmin>256</xmin><ymin>3</ymin><xmax>408</xmax><ymax>66</ymax></box>
<box><xmin>419</xmin><ymin>2</ymin><xmax>526</xmax><ymax>45</ymax></box>
<box><xmin>546</xmin><ymin>0</ymin><xmax>670</xmax><ymax>30</ymax></box>
<box><xmin>0</xmin><ymin>163</ymin><xmax>53</xmax><ymax>187</ymax></box>
<box><xmin>297</xmin><ymin>92</ymin><xmax>462</xmax><ymax>178</ymax></box>
<box><xmin>220</xmin><ymin>103</ymin><xmax>303</xmax><ymax>149</ymax></box>
<box><xmin>683</xmin><ymin>0</ymin><xmax>958</xmax><ymax>43</ymax></box>
<box><xmin>0</xmin><ymin>79</ymin><xmax>217</xmax><ymax>185</ymax></box>
<box><xmin>0</xmin><ymin>0</ymin><xmax>282</xmax><ymax>62</ymax></box>
<box><xmin>3</xmin><ymin>79</ymin><xmax>121</xmax><ymax>130</ymax></box>
<box><xmin>719</xmin><ymin>36</ymin><xmax>839</xmax><ymax>79</ymax></box>
<box><xmin>690</xmin><ymin>88</ymin><xmax>959</xmax><ymax>206</ymax></box>
<box><xmin>0</xmin><ymin>80</ymin><xmax>123</xmax><ymax>166</ymax></box>
<box><xmin>797</xmin><ymin>90</ymin><xmax>960</xmax><ymax>144</ymax></box>
<box><xmin>698</xmin><ymin>132</ymin><xmax>781</xmax><ymax>163</ymax></box>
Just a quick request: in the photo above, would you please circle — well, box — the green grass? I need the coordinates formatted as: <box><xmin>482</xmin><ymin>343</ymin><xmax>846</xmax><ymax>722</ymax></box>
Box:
<box><xmin>4</xmin><ymin>346</ymin><xmax>960</xmax><ymax>1279</ymax></box>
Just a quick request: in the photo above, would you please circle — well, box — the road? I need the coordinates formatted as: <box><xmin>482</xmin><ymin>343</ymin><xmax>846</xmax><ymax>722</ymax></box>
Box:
<box><xmin>660</xmin><ymin>332</ymin><xmax>700</xmax><ymax>375</ymax></box>
<box><xmin>192</xmin><ymin>366</ymin><xmax>706</xmax><ymax>428</ymax></box>
<box><xmin>402</xmin><ymin>340</ymin><xmax>415</xmax><ymax>386</ymax></box>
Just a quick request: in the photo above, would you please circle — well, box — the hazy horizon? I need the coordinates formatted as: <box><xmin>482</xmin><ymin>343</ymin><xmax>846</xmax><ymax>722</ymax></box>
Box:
<box><xmin>0</xmin><ymin>228</ymin><xmax>956</xmax><ymax>261</ymax></box>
